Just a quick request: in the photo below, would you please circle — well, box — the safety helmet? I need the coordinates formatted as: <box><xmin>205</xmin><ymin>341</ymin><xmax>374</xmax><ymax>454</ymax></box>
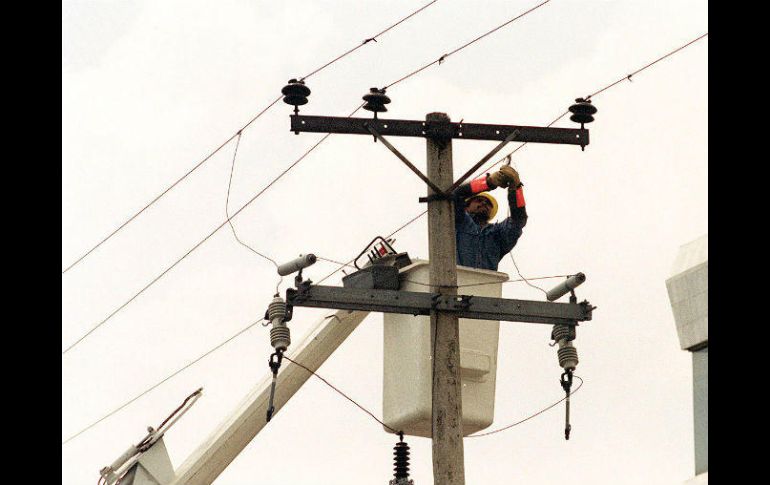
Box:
<box><xmin>465</xmin><ymin>192</ymin><xmax>498</xmax><ymax>220</ymax></box>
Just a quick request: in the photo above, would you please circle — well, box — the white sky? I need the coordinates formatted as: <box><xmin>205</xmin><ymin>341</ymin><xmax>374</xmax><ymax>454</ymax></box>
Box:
<box><xmin>62</xmin><ymin>1</ymin><xmax>708</xmax><ymax>484</ymax></box>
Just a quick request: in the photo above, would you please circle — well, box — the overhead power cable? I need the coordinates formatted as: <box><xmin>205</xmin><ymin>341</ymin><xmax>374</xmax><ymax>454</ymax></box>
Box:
<box><xmin>467</xmin><ymin>375</ymin><xmax>583</xmax><ymax>437</ymax></box>
<box><xmin>385</xmin><ymin>0</ymin><xmax>552</xmax><ymax>89</ymax></box>
<box><xmin>319</xmin><ymin>32</ymin><xmax>708</xmax><ymax>286</ymax></box>
<box><xmin>282</xmin><ymin>355</ymin><xmax>398</xmax><ymax>433</ymax></box>
<box><xmin>63</xmin><ymin>3</ymin><xmax>553</xmax><ymax>356</ymax></box>
<box><xmin>481</xmin><ymin>32</ymin><xmax>709</xmax><ymax>175</ymax></box>
<box><xmin>61</xmin><ymin>0</ymin><xmax>442</xmax><ymax>275</ymax></box>
<box><xmin>62</xmin><ymin>317</ymin><xmax>265</xmax><ymax>445</ymax></box>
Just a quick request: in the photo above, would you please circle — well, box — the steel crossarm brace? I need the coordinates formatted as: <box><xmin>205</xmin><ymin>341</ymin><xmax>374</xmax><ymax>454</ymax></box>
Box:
<box><xmin>447</xmin><ymin>129</ymin><xmax>520</xmax><ymax>193</ymax></box>
<box><xmin>364</xmin><ymin>124</ymin><xmax>446</xmax><ymax>195</ymax></box>
<box><xmin>290</xmin><ymin>115</ymin><xmax>589</xmax><ymax>146</ymax></box>
<box><xmin>286</xmin><ymin>285</ymin><xmax>592</xmax><ymax>325</ymax></box>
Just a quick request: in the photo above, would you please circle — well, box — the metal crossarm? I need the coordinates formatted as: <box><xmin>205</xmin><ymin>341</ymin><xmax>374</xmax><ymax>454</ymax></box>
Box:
<box><xmin>286</xmin><ymin>285</ymin><xmax>593</xmax><ymax>326</ymax></box>
<box><xmin>290</xmin><ymin>115</ymin><xmax>588</xmax><ymax>145</ymax></box>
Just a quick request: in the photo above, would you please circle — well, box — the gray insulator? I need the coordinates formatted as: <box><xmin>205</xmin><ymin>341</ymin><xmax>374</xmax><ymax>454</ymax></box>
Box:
<box><xmin>557</xmin><ymin>344</ymin><xmax>579</xmax><ymax>371</ymax></box>
<box><xmin>551</xmin><ymin>324</ymin><xmax>575</xmax><ymax>343</ymax></box>
<box><xmin>270</xmin><ymin>325</ymin><xmax>291</xmax><ymax>351</ymax></box>
<box><xmin>268</xmin><ymin>297</ymin><xmax>287</xmax><ymax>323</ymax></box>
<box><xmin>277</xmin><ymin>254</ymin><xmax>317</xmax><ymax>276</ymax></box>
<box><xmin>268</xmin><ymin>296</ymin><xmax>290</xmax><ymax>351</ymax></box>
<box><xmin>546</xmin><ymin>273</ymin><xmax>586</xmax><ymax>301</ymax></box>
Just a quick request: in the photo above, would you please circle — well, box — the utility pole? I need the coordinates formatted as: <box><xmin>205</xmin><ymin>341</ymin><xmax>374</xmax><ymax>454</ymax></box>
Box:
<box><xmin>276</xmin><ymin>80</ymin><xmax>597</xmax><ymax>485</ymax></box>
<box><xmin>425</xmin><ymin>112</ymin><xmax>464</xmax><ymax>485</ymax></box>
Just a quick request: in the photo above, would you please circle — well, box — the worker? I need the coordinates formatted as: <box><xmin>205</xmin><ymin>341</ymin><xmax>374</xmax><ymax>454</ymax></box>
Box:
<box><xmin>452</xmin><ymin>165</ymin><xmax>527</xmax><ymax>271</ymax></box>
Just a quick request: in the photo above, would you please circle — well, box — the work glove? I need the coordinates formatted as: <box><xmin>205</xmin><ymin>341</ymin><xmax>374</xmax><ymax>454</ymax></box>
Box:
<box><xmin>488</xmin><ymin>165</ymin><xmax>521</xmax><ymax>188</ymax></box>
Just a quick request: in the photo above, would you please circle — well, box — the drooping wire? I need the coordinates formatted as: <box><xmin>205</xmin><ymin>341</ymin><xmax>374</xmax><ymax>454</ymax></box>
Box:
<box><xmin>385</xmin><ymin>0</ymin><xmax>551</xmax><ymax>89</ymax></box>
<box><xmin>225</xmin><ymin>130</ymin><xmax>283</xmax><ymax>293</ymax></box>
<box><xmin>61</xmin><ymin>115</ymin><xmax>350</xmax><ymax>355</ymax></box>
<box><xmin>281</xmin><ymin>354</ymin><xmax>399</xmax><ymax>433</ymax></box>
<box><xmin>61</xmin><ymin>1</ymin><xmax>442</xmax><ymax>275</ymax></box>
<box><xmin>61</xmin><ymin>95</ymin><xmax>281</xmax><ymax>275</ymax></box>
<box><xmin>62</xmin><ymin>317</ymin><xmax>264</xmax><ymax>445</ymax></box>
<box><xmin>467</xmin><ymin>375</ymin><xmax>583</xmax><ymax>437</ymax></box>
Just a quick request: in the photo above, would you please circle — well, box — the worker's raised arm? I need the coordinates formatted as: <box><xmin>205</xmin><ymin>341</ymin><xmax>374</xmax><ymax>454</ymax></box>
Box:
<box><xmin>492</xmin><ymin>184</ymin><xmax>528</xmax><ymax>257</ymax></box>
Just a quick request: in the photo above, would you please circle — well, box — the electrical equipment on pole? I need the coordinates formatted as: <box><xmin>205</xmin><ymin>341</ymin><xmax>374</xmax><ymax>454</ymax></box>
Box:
<box><xmin>278</xmin><ymin>80</ymin><xmax>598</xmax><ymax>485</ymax></box>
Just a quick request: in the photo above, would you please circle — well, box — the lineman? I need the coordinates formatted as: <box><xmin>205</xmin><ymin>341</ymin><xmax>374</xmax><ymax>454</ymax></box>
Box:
<box><xmin>452</xmin><ymin>165</ymin><xmax>527</xmax><ymax>271</ymax></box>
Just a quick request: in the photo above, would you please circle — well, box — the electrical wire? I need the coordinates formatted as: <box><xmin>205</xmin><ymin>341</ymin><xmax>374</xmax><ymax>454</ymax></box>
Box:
<box><xmin>61</xmin><ymin>0</ymin><xmax>442</xmax><ymax>275</ymax></box>
<box><xmin>282</xmin><ymin>354</ymin><xmax>399</xmax><ymax>433</ymax></box>
<box><xmin>385</xmin><ymin>0</ymin><xmax>552</xmax><ymax>89</ymax></box>
<box><xmin>62</xmin><ymin>318</ymin><xmax>264</xmax><ymax>445</ymax></box>
<box><xmin>480</xmin><ymin>32</ymin><xmax>709</xmax><ymax>176</ymax></box>
<box><xmin>467</xmin><ymin>375</ymin><xmax>583</xmax><ymax>437</ymax></box>
<box><xmin>223</xmin><ymin>134</ymin><xmax>356</xmax><ymax>290</ymax></box>
<box><xmin>301</xmin><ymin>0</ymin><xmax>441</xmax><ymax>82</ymax></box>
<box><xmin>225</xmin><ymin>130</ymin><xmax>284</xmax><ymax>293</ymax></box>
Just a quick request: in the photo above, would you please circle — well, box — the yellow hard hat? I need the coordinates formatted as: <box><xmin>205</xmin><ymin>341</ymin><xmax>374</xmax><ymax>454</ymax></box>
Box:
<box><xmin>465</xmin><ymin>192</ymin><xmax>498</xmax><ymax>220</ymax></box>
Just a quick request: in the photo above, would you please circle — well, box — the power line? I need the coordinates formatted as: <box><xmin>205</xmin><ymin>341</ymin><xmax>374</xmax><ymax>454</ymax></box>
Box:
<box><xmin>282</xmin><ymin>355</ymin><xmax>399</xmax><ymax>433</ymax></box>
<box><xmin>385</xmin><ymin>0</ymin><xmax>552</xmax><ymax>89</ymax></box>
<box><xmin>301</xmin><ymin>0</ymin><xmax>441</xmax><ymax>82</ymax></box>
<box><xmin>585</xmin><ymin>32</ymin><xmax>709</xmax><ymax>101</ymax></box>
<box><xmin>467</xmin><ymin>375</ymin><xmax>583</xmax><ymax>437</ymax></box>
<box><xmin>62</xmin><ymin>317</ymin><xmax>264</xmax><ymax>445</ymax></box>
<box><xmin>61</xmin><ymin>0</ymin><xmax>442</xmax><ymax>275</ymax></box>
<box><xmin>64</xmin><ymin>5</ymin><xmax>556</xmax><ymax>355</ymax></box>
<box><xmin>481</xmin><ymin>32</ymin><xmax>709</xmax><ymax>176</ymax></box>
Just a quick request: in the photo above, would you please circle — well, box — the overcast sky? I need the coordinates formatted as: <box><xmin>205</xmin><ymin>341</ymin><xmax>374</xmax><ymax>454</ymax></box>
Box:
<box><xmin>62</xmin><ymin>1</ymin><xmax>708</xmax><ymax>484</ymax></box>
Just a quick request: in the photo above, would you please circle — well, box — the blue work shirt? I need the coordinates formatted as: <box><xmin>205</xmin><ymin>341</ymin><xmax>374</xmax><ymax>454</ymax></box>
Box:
<box><xmin>453</xmin><ymin>186</ymin><xmax>527</xmax><ymax>271</ymax></box>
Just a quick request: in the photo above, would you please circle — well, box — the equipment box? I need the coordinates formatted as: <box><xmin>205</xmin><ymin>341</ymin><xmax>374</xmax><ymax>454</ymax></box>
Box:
<box><xmin>383</xmin><ymin>259</ymin><xmax>507</xmax><ymax>437</ymax></box>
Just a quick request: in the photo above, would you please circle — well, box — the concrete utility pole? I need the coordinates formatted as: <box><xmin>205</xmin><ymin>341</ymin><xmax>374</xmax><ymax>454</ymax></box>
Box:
<box><xmin>425</xmin><ymin>112</ymin><xmax>464</xmax><ymax>485</ymax></box>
